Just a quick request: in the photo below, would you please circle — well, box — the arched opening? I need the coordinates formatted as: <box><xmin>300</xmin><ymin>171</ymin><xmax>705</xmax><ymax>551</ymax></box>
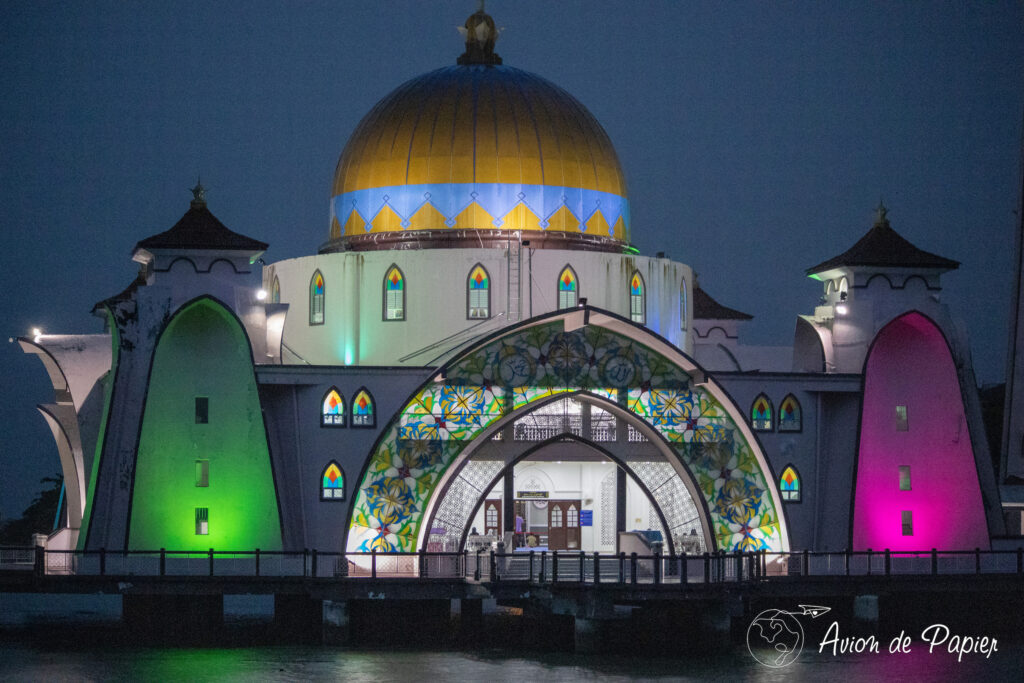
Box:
<box><xmin>345</xmin><ymin>313</ymin><xmax>788</xmax><ymax>556</ymax></box>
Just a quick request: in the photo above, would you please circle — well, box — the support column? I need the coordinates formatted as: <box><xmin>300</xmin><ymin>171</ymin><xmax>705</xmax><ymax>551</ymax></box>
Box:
<box><xmin>503</xmin><ymin>471</ymin><xmax>515</xmax><ymax>542</ymax></box>
<box><xmin>616</xmin><ymin>465</ymin><xmax>627</xmax><ymax>541</ymax></box>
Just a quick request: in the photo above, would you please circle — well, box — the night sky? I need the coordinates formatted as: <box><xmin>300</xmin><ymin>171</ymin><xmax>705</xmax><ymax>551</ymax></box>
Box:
<box><xmin>1</xmin><ymin>1</ymin><xmax>1021</xmax><ymax>521</ymax></box>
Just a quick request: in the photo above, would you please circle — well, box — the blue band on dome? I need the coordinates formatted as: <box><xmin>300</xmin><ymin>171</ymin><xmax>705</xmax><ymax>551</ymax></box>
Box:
<box><xmin>332</xmin><ymin>183</ymin><xmax>630</xmax><ymax>237</ymax></box>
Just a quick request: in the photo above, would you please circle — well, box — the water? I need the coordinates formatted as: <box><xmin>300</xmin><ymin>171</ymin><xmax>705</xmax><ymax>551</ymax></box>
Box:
<box><xmin>0</xmin><ymin>643</ymin><xmax>1022</xmax><ymax>682</ymax></box>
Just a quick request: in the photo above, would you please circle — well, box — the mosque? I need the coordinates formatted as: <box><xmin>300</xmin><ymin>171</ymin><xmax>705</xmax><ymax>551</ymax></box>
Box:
<box><xmin>18</xmin><ymin>9</ymin><xmax>1024</xmax><ymax>561</ymax></box>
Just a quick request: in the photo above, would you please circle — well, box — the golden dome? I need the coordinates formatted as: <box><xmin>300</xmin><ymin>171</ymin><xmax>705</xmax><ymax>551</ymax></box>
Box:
<box><xmin>327</xmin><ymin>58</ymin><xmax>630</xmax><ymax>252</ymax></box>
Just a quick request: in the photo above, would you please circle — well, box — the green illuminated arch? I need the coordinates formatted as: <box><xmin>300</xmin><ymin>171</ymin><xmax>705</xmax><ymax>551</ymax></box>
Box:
<box><xmin>128</xmin><ymin>297</ymin><xmax>282</xmax><ymax>551</ymax></box>
<box><xmin>346</xmin><ymin>312</ymin><xmax>788</xmax><ymax>554</ymax></box>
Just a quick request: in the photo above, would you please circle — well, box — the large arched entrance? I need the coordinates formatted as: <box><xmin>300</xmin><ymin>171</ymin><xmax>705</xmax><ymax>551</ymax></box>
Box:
<box><xmin>345</xmin><ymin>309</ymin><xmax>789</xmax><ymax>555</ymax></box>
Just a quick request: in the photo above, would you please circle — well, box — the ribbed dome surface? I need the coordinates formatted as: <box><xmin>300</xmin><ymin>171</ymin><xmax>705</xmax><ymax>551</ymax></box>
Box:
<box><xmin>327</xmin><ymin>64</ymin><xmax>630</xmax><ymax>251</ymax></box>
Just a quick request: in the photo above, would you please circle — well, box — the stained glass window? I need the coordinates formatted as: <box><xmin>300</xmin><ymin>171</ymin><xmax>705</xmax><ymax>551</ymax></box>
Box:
<box><xmin>780</xmin><ymin>465</ymin><xmax>800</xmax><ymax>502</ymax></box>
<box><xmin>384</xmin><ymin>266</ymin><xmax>405</xmax><ymax>320</ymax></box>
<box><xmin>467</xmin><ymin>264</ymin><xmax>490</xmax><ymax>319</ymax></box>
<box><xmin>680</xmin><ymin>279</ymin><xmax>688</xmax><ymax>332</ymax></box>
<box><xmin>630</xmin><ymin>271</ymin><xmax>645</xmax><ymax>324</ymax></box>
<box><xmin>321</xmin><ymin>388</ymin><xmax>345</xmax><ymax>427</ymax></box>
<box><xmin>352</xmin><ymin>388</ymin><xmax>375</xmax><ymax>428</ymax></box>
<box><xmin>271</xmin><ymin>276</ymin><xmax>280</xmax><ymax>304</ymax></box>
<box><xmin>321</xmin><ymin>462</ymin><xmax>345</xmax><ymax>501</ymax></box>
<box><xmin>310</xmin><ymin>270</ymin><xmax>325</xmax><ymax>325</ymax></box>
<box><xmin>558</xmin><ymin>266</ymin><xmax>578</xmax><ymax>309</ymax></box>
<box><xmin>778</xmin><ymin>394</ymin><xmax>801</xmax><ymax>432</ymax></box>
<box><xmin>751</xmin><ymin>394</ymin><xmax>773</xmax><ymax>431</ymax></box>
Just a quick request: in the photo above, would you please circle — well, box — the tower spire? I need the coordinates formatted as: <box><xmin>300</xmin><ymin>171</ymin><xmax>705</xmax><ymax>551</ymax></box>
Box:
<box><xmin>457</xmin><ymin>5</ymin><xmax>502</xmax><ymax>65</ymax></box>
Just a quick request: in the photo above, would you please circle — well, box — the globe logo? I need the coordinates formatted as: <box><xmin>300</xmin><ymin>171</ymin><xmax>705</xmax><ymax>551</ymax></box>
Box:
<box><xmin>746</xmin><ymin>605</ymin><xmax>830</xmax><ymax>668</ymax></box>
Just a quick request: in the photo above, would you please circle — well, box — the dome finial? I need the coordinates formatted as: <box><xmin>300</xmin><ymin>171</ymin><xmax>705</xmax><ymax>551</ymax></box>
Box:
<box><xmin>190</xmin><ymin>177</ymin><xmax>207</xmax><ymax>208</ymax></box>
<box><xmin>457</xmin><ymin>4</ymin><xmax>502</xmax><ymax>65</ymax></box>
<box><xmin>874</xmin><ymin>199</ymin><xmax>889</xmax><ymax>228</ymax></box>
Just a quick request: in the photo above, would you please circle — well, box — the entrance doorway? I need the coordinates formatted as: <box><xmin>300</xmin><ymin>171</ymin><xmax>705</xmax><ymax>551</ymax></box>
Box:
<box><xmin>548</xmin><ymin>500</ymin><xmax>582</xmax><ymax>550</ymax></box>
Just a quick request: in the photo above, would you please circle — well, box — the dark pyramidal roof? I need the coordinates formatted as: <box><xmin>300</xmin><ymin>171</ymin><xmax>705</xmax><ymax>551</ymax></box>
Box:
<box><xmin>693</xmin><ymin>284</ymin><xmax>753</xmax><ymax>320</ymax></box>
<box><xmin>807</xmin><ymin>205</ymin><xmax>958</xmax><ymax>275</ymax></box>
<box><xmin>135</xmin><ymin>185</ymin><xmax>267</xmax><ymax>252</ymax></box>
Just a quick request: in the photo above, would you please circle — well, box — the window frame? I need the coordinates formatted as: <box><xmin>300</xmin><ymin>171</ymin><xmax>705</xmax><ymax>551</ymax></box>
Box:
<box><xmin>779</xmin><ymin>464</ymin><xmax>801</xmax><ymax>503</ymax></box>
<box><xmin>383</xmin><ymin>265</ymin><xmax>406</xmax><ymax>321</ymax></box>
<box><xmin>195</xmin><ymin>460</ymin><xmax>209</xmax><ymax>487</ymax></box>
<box><xmin>321</xmin><ymin>387</ymin><xmax>346</xmax><ymax>428</ymax></box>
<box><xmin>557</xmin><ymin>265</ymin><xmax>579</xmax><ymax>310</ymax></box>
<box><xmin>271</xmin><ymin>276</ymin><xmax>281</xmax><ymax>304</ymax></box>
<box><xmin>320</xmin><ymin>461</ymin><xmax>346</xmax><ymax>501</ymax></box>
<box><xmin>899</xmin><ymin>465</ymin><xmax>912</xmax><ymax>491</ymax></box>
<box><xmin>895</xmin><ymin>405</ymin><xmax>909</xmax><ymax>431</ymax></box>
<box><xmin>195</xmin><ymin>396</ymin><xmax>209</xmax><ymax>424</ymax></box>
<box><xmin>466</xmin><ymin>263</ymin><xmax>491</xmax><ymax>320</ymax></box>
<box><xmin>778</xmin><ymin>394</ymin><xmax>802</xmax><ymax>433</ymax></box>
<box><xmin>680</xmin><ymin>279</ymin><xmax>688</xmax><ymax>332</ymax></box>
<box><xmin>309</xmin><ymin>270</ymin><xmax>325</xmax><ymax>326</ymax></box>
<box><xmin>901</xmin><ymin>509</ymin><xmax>913</xmax><ymax>536</ymax></box>
<box><xmin>750</xmin><ymin>393</ymin><xmax>774</xmax><ymax>431</ymax></box>
<box><xmin>629</xmin><ymin>270</ymin><xmax>646</xmax><ymax>324</ymax></box>
<box><xmin>351</xmin><ymin>386</ymin><xmax>377</xmax><ymax>428</ymax></box>
<box><xmin>195</xmin><ymin>507</ymin><xmax>209</xmax><ymax>535</ymax></box>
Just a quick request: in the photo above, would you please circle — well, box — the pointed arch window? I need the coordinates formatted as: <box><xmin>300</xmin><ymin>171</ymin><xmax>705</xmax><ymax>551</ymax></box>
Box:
<box><xmin>384</xmin><ymin>266</ymin><xmax>405</xmax><ymax>321</ymax></box>
<box><xmin>321</xmin><ymin>461</ymin><xmax>345</xmax><ymax>501</ymax></box>
<box><xmin>271</xmin><ymin>276</ymin><xmax>281</xmax><ymax>304</ymax></box>
<box><xmin>352</xmin><ymin>388</ymin><xmax>376</xmax><ymax>428</ymax></box>
<box><xmin>780</xmin><ymin>465</ymin><xmax>801</xmax><ymax>502</ymax></box>
<box><xmin>778</xmin><ymin>394</ymin><xmax>802</xmax><ymax>432</ymax></box>
<box><xmin>630</xmin><ymin>271</ymin><xmax>645</xmax><ymax>324</ymax></box>
<box><xmin>321</xmin><ymin>388</ymin><xmax>345</xmax><ymax>427</ymax></box>
<box><xmin>309</xmin><ymin>270</ymin><xmax>325</xmax><ymax>325</ymax></box>
<box><xmin>467</xmin><ymin>264</ymin><xmax>490</xmax><ymax>319</ymax></box>
<box><xmin>751</xmin><ymin>394</ymin><xmax>773</xmax><ymax>431</ymax></box>
<box><xmin>558</xmin><ymin>266</ymin><xmax>578</xmax><ymax>309</ymax></box>
<box><xmin>680</xmin><ymin>279</ymin><xmax>688</xmax><ymax>332</ymax></box>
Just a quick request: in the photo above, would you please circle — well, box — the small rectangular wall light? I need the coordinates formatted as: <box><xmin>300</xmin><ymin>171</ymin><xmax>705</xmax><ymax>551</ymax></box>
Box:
<box><xmin>901</xmin><ymin>510</ymin><xmax>913</xmax><ymax>536</ymax></box>
<box><xmin>195</xmin><ymin>397</ymin><xmax>209</xmax><ymax>424</ymax></box>
<box><xmin>196</xmin><ymin>460</ymin><xmax>209</xmax><ymax>487</ymax></box>
<box><xmin>895</xmin><ymin>405</ymin><xmax>908</xmax><ymax>431</ymax></box>
<box><xmin>195</xmin><ymin>507</ymin><xmax>209</xmax><ymax>535</ymax></box>
<box><xmin>899</xmin><ymin>465</ymin><xmax>911</xmax><ymax>491</ymax></box>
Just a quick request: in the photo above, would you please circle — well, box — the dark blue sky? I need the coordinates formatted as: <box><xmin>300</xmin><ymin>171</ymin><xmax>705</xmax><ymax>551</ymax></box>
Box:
<box><xmin>1</xmin><ymin>1</ymin><xmax>1021</xmax><ymax>520</ymax></box>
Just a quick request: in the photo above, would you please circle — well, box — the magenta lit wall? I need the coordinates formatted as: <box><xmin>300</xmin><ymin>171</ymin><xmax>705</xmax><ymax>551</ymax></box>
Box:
<box><xmin>852</xmin><ymin>313</ymin><xmax>989</xmax><ymax>551</ymax></box>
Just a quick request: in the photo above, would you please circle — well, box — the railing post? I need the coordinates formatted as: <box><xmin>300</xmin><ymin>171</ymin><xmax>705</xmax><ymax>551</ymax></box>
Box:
<box><xmin>463</xmin><ymin>549</ymin><xmax>468</xmax><ymax>578</ymax></box>
<box><xmin>844</xmin><ymin>548</ymin><xmax>850</xmax><ymax>576</ymax></box>
<box><xmin>884</xmin><ymin>548</ymin><xmax>890</xmax><ymax>576</ymax></box>
<box><xmin>159</xmin><ymin>548</ymin><xmax>166</xmax><ymax>576</ymax></box>
<box><xmin>209</xmin><ymin>548</ymin><xmax>215</xmax><ymax>577</ymax></box>
<box><xmin>579</xmin><ymin>551</ymin><xmax>586</xmax><ymax>584</ymax></box>
<box><xmin>703</xmin><ymin>552</ymin><xmax>710</xmax><ymax>584</ymax></box>
<box><xmin>593</xmin><ymin>552</ymin><xmax>600</xmax><ymax>584</ymax></box>
<box><xmin>1018</xmin><ymin>548</ymin><xmax>1023</xmax><ymax>575</ymax></box>
<box><xmin>539</xmin><ymin>551</ymin><xmax>547</xmax><ymax>583</ymax></box>
<box><xmin>474</xmin><ymin>549</ymin><xmax>482</xmax><ymax>581</ymax></box>
<box><xmin>630</xmin><ymin>552</ymin><xmax>637</xmax><ymax>585</ymax></box>
<box><xmin>489</xmin><ymin>549</ymin><xmax>496</xmax><ymax>582</ymax></box>
<box><xmin>552</xmin><ymin>551</ymin><xmax>559</xmax><ymax>583</ymax></box>
<box><xmin>736</xmin><ymin>552</ymin><xmax>743</xmax><ymax>581</ymax></box>
<box><xmin>931</xmin><ymin>548</ymin><xmax>937</xmax><ymax>576</ymax></box>
<box><xmin>618</xmin><ymin>552</ymin><xmax>625</xmax><ymax>584</ymax></box>
<box><xmin>255</xmin><ymin>548</ymin><xmax>261</xmax><ymax>577</ymax></box>
<box><xmin>304</xmin><ymin>548</ymin><xmax>309</xmax><ymax>577</ymax></box>
<box><xmin>311</xmin><ymin>549</ymin><xmax>318</xmax><ymax>578</ymax></box>
<box><xmin>680</xmin><ymin>551</ymin><xmax>687</xmax><ymax>588</ymax></box>
<box><xmin>99</xmin><ymin>547</ymin><xmax>106</xmax><ymax>576</ymax></box>
<box><xmin>529</xmin><ymin>550</ymin><xmax>535</xmax><ymax>581</ymax></box>
<box><xmin>975</xmin><ymin>547</ymin><xmax>981</xmax><ymax>575</ymax></box>
<box><xmin>802</xmin><ymin>549</ymin><xmax>809</xmax><ymax>576</ymax></box>
<box><xmin>33</xmin><ymin>545</ymin><xmax>45</xmax><ymax>577</ymax></box>
<box><xmin>371</xmin><ymin>548</ymin><xmax>377</xmax><ymax>579</ymax></box>
<box><xmin>653</xmin><ymin>549</ymin><xmax>662</xmax><ymax>585</ymax></box>
<box><xmin>418</xmin><ymin>547</ymin><xmax>426</xmax><ymax>578</ymax></box>
<box><xmin>867</xmin><ymin>548</ymin><xmax>873</xmax><ymax>576</ymax></box>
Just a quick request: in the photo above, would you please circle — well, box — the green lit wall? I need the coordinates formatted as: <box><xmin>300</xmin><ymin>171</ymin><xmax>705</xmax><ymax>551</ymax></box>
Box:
<box><xmin>128</xmin><ymin>298</ymin><xmax>282</xmax><ymax>551</ymax></box>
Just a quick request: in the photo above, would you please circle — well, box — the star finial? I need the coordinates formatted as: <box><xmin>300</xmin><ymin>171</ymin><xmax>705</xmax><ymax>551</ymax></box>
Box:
<box><xmin>874</xmin><ymin>199</ymin><xmax>888</xmax><ymax>227</ymax></box>
<box><xmin>190</xmin><ymin>178</ymin><xmax>207</xmax><ymax>208</ymax></box>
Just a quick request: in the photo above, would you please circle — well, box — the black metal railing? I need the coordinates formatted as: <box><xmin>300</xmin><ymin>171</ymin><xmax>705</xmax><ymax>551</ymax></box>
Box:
<box><xmin>4</xmin><ymin>546</ymin><xmax>1023</xmax><ymax>584</ymax></box>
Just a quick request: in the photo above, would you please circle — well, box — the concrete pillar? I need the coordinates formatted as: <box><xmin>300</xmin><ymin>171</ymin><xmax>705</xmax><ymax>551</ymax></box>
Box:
<box><xmin>274</xmin><ymin>594</ymin><xmax>323</xmax><ymax>643</ymax></box>
<box><xmin>574</xmin><ymin>617</ymin><xmax>602</xmax><ymax>653</ymax></box>
<box><xmin>322</xmin><ymin>599</ymin><xmax>350</xmax><ymax>644</ymax></box>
